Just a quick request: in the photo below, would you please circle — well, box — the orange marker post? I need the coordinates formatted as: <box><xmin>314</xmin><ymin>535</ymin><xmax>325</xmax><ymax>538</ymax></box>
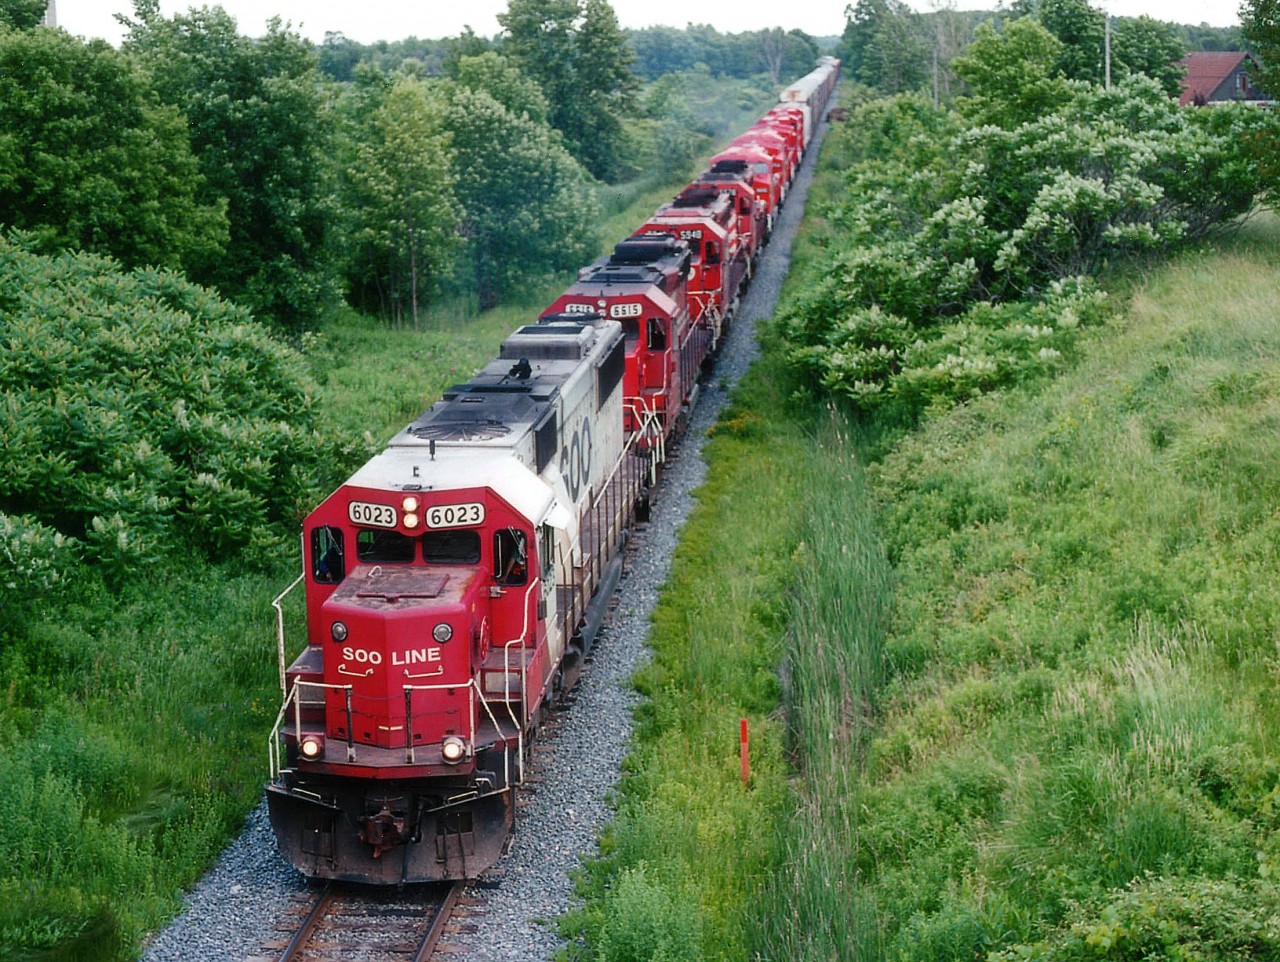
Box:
<box><xmin>740</xmin><ymin>718</ymin><xmax>750</xmax><ymax>786</ymax></box>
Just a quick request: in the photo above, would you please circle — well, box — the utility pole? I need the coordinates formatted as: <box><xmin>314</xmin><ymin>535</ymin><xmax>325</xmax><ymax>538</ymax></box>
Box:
<box><xmin>933</xmin><ymin>44</ymin><xmax>939</xmax><ymax>107</ymax></box>
<box><xmin>1104</xmin><ymin>14</ymin><xmax>1111</xmax><ymax>90</ymax></box>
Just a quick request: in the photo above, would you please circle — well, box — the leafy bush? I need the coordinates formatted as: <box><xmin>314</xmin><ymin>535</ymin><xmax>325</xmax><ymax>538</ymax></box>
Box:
<box><xmin>594</xmin><ymin>865</ymin><xmax>704</xmax><ymax>962</ymax></box>
<box><xmin>989</xmin><ymin>876</ymin><xmax>1280</xmax><ymax>961</ymax></box>
<box><xmin>0</xmin><ymin>233</ymin><xmax>352</xmax><ymax>583</ymax></box>
<box><xmin>777</xmin><ymin>79</ymin><xmax>1273</xmax><ymax>417</ymax></box>
<box><xmin>0</xmin><ymin>511</ymin><xmax>78</xmax><ymax>599</ymax></box>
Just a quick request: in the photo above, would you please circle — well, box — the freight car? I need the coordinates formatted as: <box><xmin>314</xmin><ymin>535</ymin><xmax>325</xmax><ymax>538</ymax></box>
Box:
<box><xmin>266</xmin><ymin>56</ymin><xmax>840</xmax><ymax>884</ymax></box>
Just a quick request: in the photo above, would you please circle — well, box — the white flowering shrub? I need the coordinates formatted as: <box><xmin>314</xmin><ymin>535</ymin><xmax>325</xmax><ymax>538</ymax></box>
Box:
<box><xmin>0</xmin><ymin>513</ymin><xmax>78</xmax><ymax>597</ymax></box>
<box><xmin>780</xmin><ymin>78</ymin><xmax>1273</xmax><ymax>416</ymax></box>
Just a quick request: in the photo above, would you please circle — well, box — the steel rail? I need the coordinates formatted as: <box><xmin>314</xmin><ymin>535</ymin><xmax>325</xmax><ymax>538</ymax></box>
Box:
<box><xmin>274</xmin><ymin>881</ymin><xmax>463</xmax><ymax>962</ymax></box>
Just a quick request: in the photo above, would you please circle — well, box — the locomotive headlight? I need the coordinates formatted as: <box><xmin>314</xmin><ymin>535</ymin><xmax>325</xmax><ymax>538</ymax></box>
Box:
<box><xmin>432</xmin><ymin>622</ymin><xmax>453</xmax><ymax>644</ymax></box>
<box><xmin>402</xmin><ymin>495</ymin><xmax>420</xmax><ymax>513</ymax></box>
<box><xmin>299</xmin><ymin>734</ymin><xmax>324</xmax><ymax>759</ymax></box>
<box><xmin>331</xmin><ymin>621</ymin><xmax>348</xmax><ymax>643</ymax></box>
<box><xmin>441</xmin><ymin>736</ymin><xmax>467</xmax><ymax>764</ymax></box>
<box><xmin>403</xmin><ymin>512</ymin><xmax>420</xmax><ymax>529</ymax></box>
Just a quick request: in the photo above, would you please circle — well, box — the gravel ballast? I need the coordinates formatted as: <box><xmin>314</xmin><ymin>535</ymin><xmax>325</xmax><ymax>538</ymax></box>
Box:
<box><xmin>141</xmin><ymin>111</ymin><xmax>830</xmax><ymax>962</ymax></box>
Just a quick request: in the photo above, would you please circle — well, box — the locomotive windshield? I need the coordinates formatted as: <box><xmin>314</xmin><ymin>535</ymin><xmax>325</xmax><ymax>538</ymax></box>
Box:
<box><xmin>357</xmin><ymin>529</ymin><xmax>414</xmax><ymax>563</ymax></box>
<box><xmin>424</xmin><ymin>529</ymin><xmax>481</xmax><ymax>564</ymax></box>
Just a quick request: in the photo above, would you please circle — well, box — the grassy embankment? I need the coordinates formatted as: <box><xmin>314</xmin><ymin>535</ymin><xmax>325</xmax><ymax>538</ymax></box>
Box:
<box><xmin>800</xmin><ymin>215</ymin><xmax>1280</xmax><ymax>960</ymax></box>
<box><xmin>560</xmin><ymin>166</ymin><xmax>1280</xmax><ymax>962</ymax></box>
<box><xmin>0</xmin><ymin>77</ymin><xmax>779</xmax><ymax>962</ymax></box>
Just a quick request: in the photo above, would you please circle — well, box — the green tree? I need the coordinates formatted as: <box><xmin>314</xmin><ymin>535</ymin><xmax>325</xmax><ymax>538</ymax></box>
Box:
<box><xmin>0</xmin><ymin>0</ymin><xmax>44</xmax><ymax>29</ymax></box>
<box><xmin>952</xmin><ymin>18</ymin><xmax>1070</xmax><ymax>128</ymax></box>
<box><xmin>839</xmin><ymin>0</ymin><xmax>890</xmax><ymax>81</ymax></box>
<box><xmin>1243</xmin><ymin>0</ymin><xmax>1280</xmax><ymax>96</ymax></box>
<box><xmin>1018</xmin><ymin>0</ymin><xmax>1106</xmax><ymax>83</ymax></box>
<box><xmin>923</xmin><ymin>1</ymin><xmax>977</xmax><ymax>103</ymax></box>
<box><xmin>1112</xmin><ymin>16</ymin><xmax>1185</xmax><ymax>96</ymax></box>
<box><xmin>439</xmin><ymin>83</ymin><xmax>598</xmax><ymax>307</ymax></box>
<box><xmin>1241</xmin><ymin>0</ymin><xmax>1280</xmax><ymax>187</ymax></box>
<box><xmin>338</xmin><ymin>73</ymin><xmax>459</xmax><ymax>327</ymax></box>
<box><xmin>442</xmin><ymin>26</ymin><xmax>493</xmax><ymax>77</ymax></box>
<box><xmin>317</xmin><ymin>30</ymin><xmax>363</xmax><ymax>82</ymax></box>
<box><xmin>123</xmin><ymin>2</ymin><xmax>336</xmax><ymax>330</ymax></box>
<box><xmin>841</xmin><ymin>0</ymin><xmax>929</xmax><ymax>93</ymax></box>
<box><xmin>627</xmin><ymin>26</ymin><xmax>704</xmax><ymax>80</ymax></box>
<box><xmin>453</xmin><ymin>51</ymin><xmax>549</xmax><ymax>123</ymax></box>
<box><xmin>0</xmin><ymin>26</ymin><xmax>226</xmax><ymax>269</ymax></box>
<box><xmin>498</xmin><ymin>0</ymin><xmax>637</xmax><ymax>181</ymax></box>
<box><xmin>865</xmin><ymin>1</ymin><xmax>930</xmax><ymax>94</ymax></box>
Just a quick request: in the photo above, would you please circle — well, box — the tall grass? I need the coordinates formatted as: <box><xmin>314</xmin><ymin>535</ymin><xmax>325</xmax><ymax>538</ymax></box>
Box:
<box><xmin>755</xmin><ymin>414</ymin><xmax>894</xmax><ymax>961</ymax></box>
<box><xmin>559</xmin><ymin>354</ymin><xmax>814</xmax><ymax>961</ymax></box>
<box><xmin>822</xmin><ymin>216</ymin><xmax>1280</xmax><ymax>959</ymax></box>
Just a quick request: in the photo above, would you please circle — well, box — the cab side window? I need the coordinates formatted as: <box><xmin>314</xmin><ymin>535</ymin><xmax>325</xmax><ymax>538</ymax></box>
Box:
<box><xmin>493</xmin><ymin>528</ymin><xmax>529</xmax><ymax>586</ymax></box>
<box><xmin>647</xmin><ymin>318</ymin><xmax>667</xmax><ymax>351</ymax></box>
<box><xmin>539</xmin><ymin>525</ymin><xmax>556</xmax><ymax>581</ymax></box>
<box><xmin>312</xmin><ymin>526</ymin><xmax>345</xmax><ymax>584</ymax></box>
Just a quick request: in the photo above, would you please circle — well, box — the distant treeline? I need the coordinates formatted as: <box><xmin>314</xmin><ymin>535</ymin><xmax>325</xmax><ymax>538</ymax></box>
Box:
<box><xmin>317</xmin><ymin>24</ymin><xmax>833</xmax><ymax>86</ymax></box>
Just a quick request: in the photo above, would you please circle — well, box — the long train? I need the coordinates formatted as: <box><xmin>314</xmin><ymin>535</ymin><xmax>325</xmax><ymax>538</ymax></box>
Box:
<box><xmin>266</xmin><ymin>56</ymin><xmax>840</xmax><ymax>884</ymax></box>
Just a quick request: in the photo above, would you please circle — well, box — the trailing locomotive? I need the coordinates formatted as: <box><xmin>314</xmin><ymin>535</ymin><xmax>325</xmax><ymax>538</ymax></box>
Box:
<box><xmin>267</xmin><ymin>56</ymin><xmax>840</xmax><ymax>884</ymax></box>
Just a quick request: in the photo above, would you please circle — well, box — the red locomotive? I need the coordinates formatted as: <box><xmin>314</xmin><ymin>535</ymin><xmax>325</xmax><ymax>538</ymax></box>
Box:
<box><xmin>267</xmin><ymin>57</ymin><xmax>840</xmax><ymax>884</ymax></box>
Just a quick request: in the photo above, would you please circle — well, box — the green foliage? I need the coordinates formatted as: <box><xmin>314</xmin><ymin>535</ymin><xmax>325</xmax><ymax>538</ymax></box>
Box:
<box><xmin>840</xmin><ymin>0</ymin><xmax>930</xmax><ymax>94</ymax></box>
<box><xmin>628</xmin><ymin>24</ymin><xmax>821</xmax><ymax>84</ymax></box>
<box><xmin>1112</xmin><ymin>16</ymin><xmax>1186</xmax><ymax>97</ymax></box>
<box><xmin>498</xmin><ymin>0</ymin><xmax>638</xmax><ymax>181</ymax></box>
<box><xmin>0</xmin><ymin>25</ymin><xmax>227</xmax><ymax>271</ymax></box>
<box><xmin>777</xmin><ymin>81</ymin><xmax>1271</xmax><ymax>417</ymax></box>
<box><xmin>835</xmin><ymin>222</ymin><xmax>1280</xmax><ymax>958</ymax></box>
<box><xmin>123</xmin><ymin>3</ymin><xmax>336</xmax><ymax>329</ymax></box>
<box><xmin>1027</xmin><ymin>0</ymin><xmax>1107</xmax><ymax>83</ymax></box>
<box><xmin>0</xmin><ymin>234</ymin><xmax>348</xmax><ymax>582</ymax></box>
<box><xmin>316</xmin><ymin>30</ymin><xmax>456</xmax><ymax>82</ymax></box>
<box><xmin>627</xmin><ymin>69</ymin><xmax>779</xmax><ymax>181</ymax></box>
<box><xmin>952</xmin><ymin>19</ymin><xmax>1070</xmax><ymax>128</ymax></box>
<box><xmin>1242</xmin><ymin>0</ymin><xmax>1280</xmax><ymax>193</ymax></box>
<box><xmin>560</xmin><ymin>353</ymin><xmax>809</xmax><ymax>962</ymax></box>
<box><xmin>593</xmin><ymin>865</ymin><xmax>704</xmax><ymax>962</ymax></box>
<box><xmin>0</xmin><ymin>0</ymin><xmax>46</xmax><ymax>30</ymax></box>
<box><xmin>754</xmin><ymin>417</ymin><xmax>895</xmax><ymax>962</ymax></box>
<box><xmin>989</xmin><ymin>875</ymin><xmax>1280</xmax><ymax>960</ymax></box>
<box><xmin>438</xmin><ymin>82</ymin><xmax>598</xmax><ymax>308</ymax></box>
<box><xmin>335</xmin><ymin>72</ymin><xmax>459</xmax><ymax>327</ymax></box>
<box><xmin>0</xmin><ymin>512</ymin><xmax>78</xmax><ymax>602</ymax></box>
<box><xmin>452</xmin><ymin>51</ymin><xmax>549</xmax><ymax>123</ymax></box>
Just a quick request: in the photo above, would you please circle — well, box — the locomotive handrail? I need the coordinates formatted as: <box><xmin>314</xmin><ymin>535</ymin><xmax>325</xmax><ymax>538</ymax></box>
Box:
<box><xmin>501</xmin><ymin>637</ymin><xmax>527</xmax><ymax>760</ymax></box>
<box><xmin>268</xmin><ymin>679</ymin><xmax>355</xmax><ymax>778</ymax></box>
<box><xmin>402</xmin><ymin>679</ymin><xmax>513</xmax><ymax>793</ymax></box>
<box><xmin>273</xmin><ymin>572</ymin><xmax>305</xmax><ymax>693</ymax></box>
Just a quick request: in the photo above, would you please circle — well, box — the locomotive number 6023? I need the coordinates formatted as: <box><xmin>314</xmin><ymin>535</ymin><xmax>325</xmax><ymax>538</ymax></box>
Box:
<box><xmin>425</xmin><ymin>502</ymin><xmax>485</xmax><ymax>529</ymax></box>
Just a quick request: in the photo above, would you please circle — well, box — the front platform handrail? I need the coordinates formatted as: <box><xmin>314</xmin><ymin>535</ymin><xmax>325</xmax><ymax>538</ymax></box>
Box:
<box><xmin>273</xmin><ymin>572</ymin><xmax>305</xmax><ymax>693</ymax></box>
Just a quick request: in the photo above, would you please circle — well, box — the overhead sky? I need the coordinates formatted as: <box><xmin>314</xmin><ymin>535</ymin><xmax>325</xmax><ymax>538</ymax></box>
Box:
<box><xmin>55</xmin><ymin>0</ymin><xmax>1243</xmax><ymax>48</ymax></box>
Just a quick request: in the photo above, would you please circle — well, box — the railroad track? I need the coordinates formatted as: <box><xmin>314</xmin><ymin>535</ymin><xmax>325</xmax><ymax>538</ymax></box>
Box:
<box><xmin>262</xmin><ymin>881</ymin><xmax>463</xmax><ymax>962</ymax></box>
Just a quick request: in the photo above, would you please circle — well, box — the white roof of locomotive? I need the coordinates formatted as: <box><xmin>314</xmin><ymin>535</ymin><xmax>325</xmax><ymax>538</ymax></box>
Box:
<box><xmin>345</xmin><ymin>444</ymin><xmax>568</xmax><ymax>530</ymax></box>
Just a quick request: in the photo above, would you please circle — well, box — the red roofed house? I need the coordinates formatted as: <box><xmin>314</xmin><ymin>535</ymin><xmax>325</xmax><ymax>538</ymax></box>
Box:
<box><xmin>1179</xmin><ymin>51</ymin><xmax>1270</xmax><ymax>106</ymax></box>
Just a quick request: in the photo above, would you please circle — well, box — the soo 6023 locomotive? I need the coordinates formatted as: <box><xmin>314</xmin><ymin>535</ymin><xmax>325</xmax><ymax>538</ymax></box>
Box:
<box><xmin>266</xmin><ymin>56</ymin><xmax>840</xmax><ymax>884</ymax></box>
